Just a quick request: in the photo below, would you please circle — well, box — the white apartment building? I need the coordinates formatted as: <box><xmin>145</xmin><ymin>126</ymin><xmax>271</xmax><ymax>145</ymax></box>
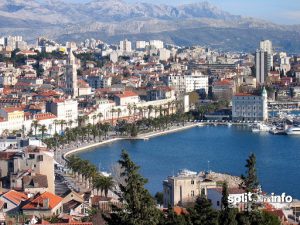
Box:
<box><xmin>136</xmin><ymin>41</ymin><xmax>148</xmax><ymax>49</ymax></box>
<box><xmin>232</xmin><ymin>87</ymin><xmax>268</xmax><ymax>121</ymax></box>
<box><xmin>119</xmin><ymin>39</ymin><xmax>132</xmax><ymax>53</ymax></box>
<box><xmin>164</xmin><ymin>72</ymin><xmax>209</xmax><ymax>95</ymax></box>
<box><xmin>47</xmin><ymin>99</ymin><xmax>78</xmax><ymax>127</ymax></box>
<box><xmin>159</xmin><ymin>48</ymin><xmax>171</xmax><ymax>61</ymax></box>
<box><xmin>150</xmin><ymin>40</ymin><xmax>164</xmax><ymax>49</ymax></box>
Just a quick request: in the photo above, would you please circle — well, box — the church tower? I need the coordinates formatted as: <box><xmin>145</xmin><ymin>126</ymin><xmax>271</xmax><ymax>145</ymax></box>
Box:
<box><xmin>66</xmin><ymin>48</ymin><xmax>78</xmax><ymax>97</ymax></box>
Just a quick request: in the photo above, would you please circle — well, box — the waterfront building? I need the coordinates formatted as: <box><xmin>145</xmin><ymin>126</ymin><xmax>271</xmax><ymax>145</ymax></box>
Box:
<box><xmin>163</xmin><ymin>170</ymin><xmax>217</xmax><ymax>207</ymax></box>
<box><xmin>232</xmin><ymin>87</ymin><xmax>268</xmax><ymax>121</ymax></box>
<box><xmin>212</xmin><ymin>79</ymin><xmax>235</xmax><ymax>100</ymax></box>
<box><xmin>114</xmin><ymin>91</ymin><xmax>139</xmax><ymax>106</ymax></box>
<box><xmin>46</xmin><ymin>98</ymin><xmax>78</xmax><ymax>129</ymax></box>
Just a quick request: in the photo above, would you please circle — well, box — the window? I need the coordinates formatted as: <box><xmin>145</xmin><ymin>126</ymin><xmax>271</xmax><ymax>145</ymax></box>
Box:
<box><xmin>191</xmin><ymin>180</ymin><xmax>194</xmax><ymax>185</ymax></box>
<box><xmin>217</xmin><ymin>201</ymin><xmax>220</xmax><ymax>206</ymax></box>
<box><xmin>191</xmin><ymin>191</ymin><xmax>195</xmax><ymax>197</ymax></box>
<box><xmin>4</xmin><ymin>203</ymin><xmax>7</xmax><ymax>209</ymax></box>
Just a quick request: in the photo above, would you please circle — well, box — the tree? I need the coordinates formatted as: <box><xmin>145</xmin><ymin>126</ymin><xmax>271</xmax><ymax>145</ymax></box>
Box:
<box><xmin>31</xmin><ymin>120</ymin><xmax>39</xmax><ymax>137</ymax></box>
<box><xmin>159</xmin><ymin>206</ymin><xmax>189</xmax><ymax>225</ymax></box>
<box><xmin>240</xmin><ymin>153</ymin><xmax>259</xmax><ymax>192</ymax></box>
<box><xmin>105</xmin><ymin>150</ymin><xmax>160</xmax><ymax>225</ymax></box>
<box><xmin>39</xmin><ymin>125</ymin><xmax>47</xmax><ymax>140</ymax></box>
<box><xmin>219</xmin><ymin>182</ymin><xmax>238</xmax><ymax>225</ymax></box>
<box><xmin>188</xmin><ymin>196</ymin><xmax>219</xmax><ymax>225</ymax></box>
<box><xmin>155</xmin><ymin>192</ymin><xmax>164</xmax><ymax>206</ymax></box>
<box><xmin>189</xmin><ymin>91</ymin><xmax>200</xmax><ymax>108</ymax></box>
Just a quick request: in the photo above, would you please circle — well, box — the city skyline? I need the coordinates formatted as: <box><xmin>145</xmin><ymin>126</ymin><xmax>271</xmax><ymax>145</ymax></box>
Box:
<box><xmin>60</xmin><ymin>0</ymin><xmax>300</xmax><ymax>25</ymax></box>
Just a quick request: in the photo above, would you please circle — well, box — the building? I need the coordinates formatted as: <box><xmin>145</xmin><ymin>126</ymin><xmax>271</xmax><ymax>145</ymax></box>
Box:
<box><xmin>136</xmin><ymin>40</ymin><xmax>148</xmax><ymax>49</ymax></box>
<box><xmin>260</xmin><ymin>40</ymin><xmax>273</xmax><ymax>67</ymax></box>
<box><xmin>114</xmin><ymin>91</ymin><xmax>139</xmax><ymax>106</ymax></box>
<box><xmin>22</xmin><ymin>191</ymin><xmax>63</xmax><ymax>217</ymax></box>
<box><xmin>184</xmin><ymin>72</ymin><xmax>209</xmax><ymax>94</ymax></box>
<box><xmin>149</xmin><ymin>40</ymin><xmax>164</xmax><ymax>49</ymax></box>
<box><xmin>46</xmin><ymin>99</ymin><xmax>78</xmax><ymax>129</ymax></box>
<box><xmin>0</xmin><ymin>147</ymin><xmax>56</xmax><ymax>194</ymax></box>
<box><xmin>212</xmin><ymin>79</ymin><xmax>234</xmax><ymax>100</ymax></box>
<box><xmin>163</xmin><ymin>170</ymin><xmax>216</xmax><ymax>207</ymax></box>
<box><xmin>119</xmin><ymin>39</ymin><xmax>132</xmax><ymax>53</ymax></box>
<box><xmin>65</xmin><ymin>48</ymin><xmax>78</xmax><ymax>97</ymax></box>
<box><xmin>232</xmin><ymin>87</ymin><xmax>268</xmax><ymax>121</ymax></box>
<box><xmin>0</xmin><ymin>190</ymin><xmax>28</xmax><ymax>215</ymax></box>
<box><xmin>255</xmin><ymin>50</ymin><xmax>270</xmax><ymax>84</ymax></box>
<box><xmin>159</xmin><ymin>48</ymin><xmax>171</xmax><ymax>61</ymax></box>
<box><xmin>207</xmin><ymin>187</ymin><xmax>246</xmax><ymax>210</ymax></box>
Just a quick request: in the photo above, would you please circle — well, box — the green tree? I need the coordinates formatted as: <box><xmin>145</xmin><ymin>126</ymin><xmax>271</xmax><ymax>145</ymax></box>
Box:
<box><xmin>240</xmin><ymin>153</ymin><xmax>259</xmax><ymax>192</ymax></box>
<box><xmin>188</xmin><ymin>196</ymin><xmax>219</xmax><ymax>225</ymax></box>
<box><xmin>159</xmin><ymin>206</ymin><xmax>189</xmax><ymax>225</ymax></box>
<box><xmin>155</xmin><ymin>192</ymin><xmax>164</xmax><ymax>205</ymax></box>
<box><xmin>105</xmin><ymin>150</ymin><xmax>161</xmax><ymax>225</ymax></box>
<box><xmin>219</xmin><ymin>182</ymin><xmax>238</xmax><ymax>225</ymax></box>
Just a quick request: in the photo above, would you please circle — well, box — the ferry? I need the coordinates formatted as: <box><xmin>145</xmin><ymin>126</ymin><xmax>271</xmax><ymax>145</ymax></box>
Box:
<box><xmin>285</xmin><ymin>127</ymin><xmax>300</xmax><ymax>135</ymax></box>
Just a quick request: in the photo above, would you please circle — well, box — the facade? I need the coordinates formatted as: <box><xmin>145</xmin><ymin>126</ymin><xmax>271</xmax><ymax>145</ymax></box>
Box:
<box><xmin>120</xmin><ymin>39</ymin><xmax>132</xmax><ymax>53</ymax></box>
<box><xmin>0</xmin><ymin>190</ymin><xmax>28</xmax><ymax>215</ymax></box>
<box><xmin>47</xmin><ymin>99</ymin><xmax>78</xmax><ymax>128</ymax></box>
<box><xmin>232</xmin><ymin>87</ymin><xmax>268</xmax><ymax>121</ymax></box>
<box><xmin>163</xmin><ymin>170</ymin><xmax>216</xmax><ymax>207</ymax></box>
<box><xmin>114</xmin><ymin>91</ymin><xmax>139</xmax><ymax>106</ymax></box>
<box><xmin>150</xmin><ymin>40</ymin><xmax>164</xmax><ymax>49</ymax></box>
<box><xmin>184</xmin><ymin>72</ymin><xmax>209</xmax><ymax>94</ymax></box>
<box><xmin>255</xmin><ymin>50</ymin><xmax>270</xmax><ymax>84</ymax></box>
<box><xmin>260</xmin><ymin>40</ymin><xmax>273</xmax><ymax>67</ymax></box>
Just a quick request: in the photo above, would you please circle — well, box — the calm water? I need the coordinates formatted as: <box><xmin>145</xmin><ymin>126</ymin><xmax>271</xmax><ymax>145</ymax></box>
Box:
<box><xmin>77</xmin><ymin>126</ymin><xmax>300</xmax><ymax>199</ymax></box>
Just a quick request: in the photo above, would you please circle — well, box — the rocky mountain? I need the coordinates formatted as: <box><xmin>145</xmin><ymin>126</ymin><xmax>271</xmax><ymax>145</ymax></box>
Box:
<box><xmin>0</xmin><ymin>0</ymin><xmax>299</xmax><ymax>52</ymax></box>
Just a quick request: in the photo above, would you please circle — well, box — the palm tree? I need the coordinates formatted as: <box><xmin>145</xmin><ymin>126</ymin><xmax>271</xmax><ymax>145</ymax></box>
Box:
<box><xmin>101</xmin><ymin>176</ymin><xmax>114</xmax><ymax>197</ymax></box>
<box><xmin>97</xmin><ymin>112</ymin><xmax>103</xmax><ymax>123</ymax></box>
<box><xmin>53</xmin><ymin>120</ymin><xmax>59</xmax><ymax>134</ymax></box>
<box><xmin>147</xmin><ymin>105</ymin><xmax>153</xmax><ymax>118</ymax></box>
<box><xmin>59</xmin><ymin>120</ymin><xmax>66</xmax><ymax>134</ymax></box>
<box><xmin>133</xmin><ymin>104</ymin><xmax>137</xmax><ymax>121</ymax></box>
<box><xmin>31</xmin><ymin>120</ymin><xmax>39</xmax><ymax>137</ymax></box>
<box><xmin>39</xmin><ymin>125</ymin><xmax>47</xmax><ymax>140</ymax></box>
<box><xmin>68</xmin><ymin>120</ymin><xmax>73</xmax><ymax>128</ymax></box>
<box><xmin>154</xmin><ymin>106</ymin><xmax>159</xmax><ymax>118</ymax></box>
<box><xmin>127</xmin><ymin>104</ymin><xmax>132</xmax><ymax>120</ymax></box>
<box><xmin>92</xmin><ymin>115</ymin><xmax>97</xmax><ymax>125</ymax></box>
<box><xmin>117</xmin><ymin>108</ymin><xmax>122</xmax><ymax>120</ymax></box>
<box><xmin>111</xmin><ymin>108</ymin><xmax>116</xmax><ymax>125</ymax></box>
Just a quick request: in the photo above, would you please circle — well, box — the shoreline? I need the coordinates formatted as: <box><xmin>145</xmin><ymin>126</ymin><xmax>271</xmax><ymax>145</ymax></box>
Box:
<box><xmin>63</xmin><ymin>122</ymin><xmax>202</xmax><ymax>159</ymax></box>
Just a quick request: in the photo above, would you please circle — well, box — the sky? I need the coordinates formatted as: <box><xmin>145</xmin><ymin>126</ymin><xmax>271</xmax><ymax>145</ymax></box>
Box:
<box><xmin>63</xmin><ymin>0</ymin><xmax>300</xmax><ymax>25</ymax></box>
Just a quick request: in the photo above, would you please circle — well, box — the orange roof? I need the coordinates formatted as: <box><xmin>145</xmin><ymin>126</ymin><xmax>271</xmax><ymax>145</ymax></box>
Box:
<box><xmin>1</xmin><ymin>106</ymin><xmax>24</xmax><ymax>113</ymax></box>
<box><xmin>114</xmin><ymin>91</ymin><xmax>138</xmax><ymax>98</ymax></box>
<box><xmin>173</xmin><ymin>206</ymin><xmax>188</xmax><ymax>215</ymax></box>
<box><xmin>34</xmin><ymin>113</ymin><xmax>57</xmax><ymax>121</ymax></box>
<box><xmin>22</xmin><ymin>192</ymin><xmax>62</xmax><ymax>210</ymax></box>
<box><xmin>214</xmin><ymin>79</ymin><xmax>233</xmax><ymax>86</ymax></box>
<box><xmin>2</xmin><ymin>190</ymin><xmax>28</xmax><ymax>205</ymax></box>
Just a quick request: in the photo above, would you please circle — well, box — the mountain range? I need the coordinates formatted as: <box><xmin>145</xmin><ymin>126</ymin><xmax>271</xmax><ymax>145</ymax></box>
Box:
<box><xmin>0</xmin><ymin>0</ymin><xmax>300</xmax><ymax>52</ymax></box>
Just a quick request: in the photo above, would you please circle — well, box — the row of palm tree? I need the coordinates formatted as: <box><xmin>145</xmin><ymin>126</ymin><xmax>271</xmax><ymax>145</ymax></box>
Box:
<box><xmin>66</xmin><ymin>155</ymin><xmax>114</xmax><ymax>197</ymax></box>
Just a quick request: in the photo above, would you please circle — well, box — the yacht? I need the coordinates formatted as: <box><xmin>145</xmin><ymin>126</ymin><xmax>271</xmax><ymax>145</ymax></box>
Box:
<box><xmin>251</xmin><ymin>123</ymin><xmax>271</xmax><ymax>132</ymax></box>
<box><xmin>227</xmin><ymin>122</ymin><xmax>232</xmax><ymax>127</ymax></box>
<box><xmin>285</xmin><ymin>127</ymin><xmax>300</xmax><ymax>135</ymax></box>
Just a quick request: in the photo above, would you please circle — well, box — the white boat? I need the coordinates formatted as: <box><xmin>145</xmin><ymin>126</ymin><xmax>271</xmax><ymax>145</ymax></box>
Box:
<box><xmin>252</xmin><ymin>123</ymin><xmax>271</xmax><ymax>132</ymax></box>
<box><xmin>285</xmin><ymin>127</ymin><xmax>300</xmax><ymax>135</ymax></box>
<box><xmin>227</xmin><ymin>122</ymin><xmax>232</xmax><ymax>127</ymax></box>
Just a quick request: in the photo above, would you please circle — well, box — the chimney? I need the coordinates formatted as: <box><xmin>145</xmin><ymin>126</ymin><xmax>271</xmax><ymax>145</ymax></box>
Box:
<box><xmin>43</xmin><ymin>198</ymin><xmax>49</xmax><ymax>208</ymax></box>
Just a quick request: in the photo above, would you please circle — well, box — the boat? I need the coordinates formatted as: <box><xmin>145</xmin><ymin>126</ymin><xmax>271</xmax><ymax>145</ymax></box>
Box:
<box><xmin>227</xmin><ymin>122</ymin><xmax>232</xmax><ymax>127</ymax></box>
<box><xmin>251</xmin><ymin>123</ymin><xmax>271</xmax><ymax>132</ymax></box>
<box><xmin>285</xmin><ymin>127</ymin><xmax>300</xmax><ymax>135</ymax></box>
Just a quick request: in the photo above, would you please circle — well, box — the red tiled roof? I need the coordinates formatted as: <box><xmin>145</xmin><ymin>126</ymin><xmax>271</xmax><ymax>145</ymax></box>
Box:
<box><xmin>214</xmin><ymin>79</ymin><xmax>233</xmax><ymax>86</ymax></box>
<box><xmin>34</xmin><ymin>113</ymin><xmax>57</xmax><ymax>121</ymax></box>
<box><xmin>1</xmin><ymin>106</ymin><xmax>24</xmax><ymax>113</ymax></box>
<box><xmin>2</xmin><ymin>190</ymin><xmax>28</xmax><ymax>205</ymax></box>
<box><xmin>22</xmin><ymin>192</ymin><xmax>62</xmax><ymax>210</ymax></box>
<box><xmin>114</xmin><ymin>91</ymin><xmax>138</xmax><ymax>98</ymax></box>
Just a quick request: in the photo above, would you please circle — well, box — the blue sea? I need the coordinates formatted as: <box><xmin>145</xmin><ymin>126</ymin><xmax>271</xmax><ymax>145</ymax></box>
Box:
<box><xmin>77</xmin><ymin>126</ymin><xmax>300</xmax><ymax>199</ymax></box>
